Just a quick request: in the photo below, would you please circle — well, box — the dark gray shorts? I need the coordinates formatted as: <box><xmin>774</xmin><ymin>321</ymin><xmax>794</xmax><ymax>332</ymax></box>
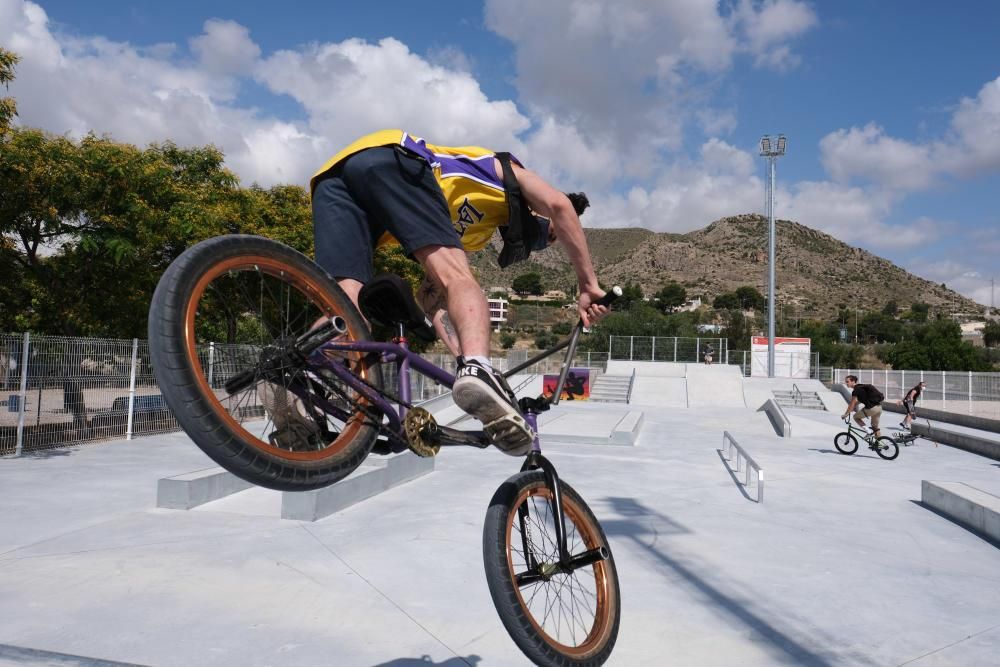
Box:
<box><xmin>312</xmin><ymin>146</ymin><xmax>462</xmax><ymax>283</ymax></box>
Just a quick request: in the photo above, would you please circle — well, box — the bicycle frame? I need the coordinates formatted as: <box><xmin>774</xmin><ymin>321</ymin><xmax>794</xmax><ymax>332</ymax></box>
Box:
<box><xmin>303</xmin><ymin>320</ymin><xmax>602</xmax><ymax>571</ymax></box>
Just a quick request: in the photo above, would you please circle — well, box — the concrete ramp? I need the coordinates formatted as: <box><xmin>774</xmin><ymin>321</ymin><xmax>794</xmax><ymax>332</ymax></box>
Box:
<box><xmin>630</xmin><ymin>376</ymin><xmax>688</xmax><ymax>407</ymax></box>
<box><xmin>686</xmin><ymin>364</ymin><xmax>746</xmax><ymax>408</ymax></box>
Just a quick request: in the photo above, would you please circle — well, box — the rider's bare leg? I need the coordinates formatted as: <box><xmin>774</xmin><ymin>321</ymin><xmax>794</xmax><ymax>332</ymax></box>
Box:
<box><xmin>414</xmin><ymin>245</ymin><xmax>489</xmax><ymax>358</ymax></box>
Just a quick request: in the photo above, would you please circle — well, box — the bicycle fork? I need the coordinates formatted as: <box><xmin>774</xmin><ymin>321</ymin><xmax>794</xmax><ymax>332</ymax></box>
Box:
<box><xmin>514</xmin><ymin>410</ymin><xmax>609</xmax><ymax>585</ymax></box>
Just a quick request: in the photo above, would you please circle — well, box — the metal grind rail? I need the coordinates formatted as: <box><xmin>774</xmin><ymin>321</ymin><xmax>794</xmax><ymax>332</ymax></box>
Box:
<box><xmin>721</xmin><ymin>431</ymin><xmax>764</xmax><ymax>503</ymax></box>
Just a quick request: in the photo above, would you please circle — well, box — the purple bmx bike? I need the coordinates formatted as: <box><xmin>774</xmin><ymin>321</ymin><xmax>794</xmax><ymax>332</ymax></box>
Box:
<box><xmin>148</xmin><ymin>235</ymin><xmax>622</xmax><ymax>666</ymax></box>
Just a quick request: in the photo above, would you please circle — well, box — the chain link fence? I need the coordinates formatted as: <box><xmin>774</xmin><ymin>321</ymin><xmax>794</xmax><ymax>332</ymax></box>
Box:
<box><xmin>833</xmin><ymin>368</ymin><xmax>1000</xmax><ymax>420</ymax></box>
<box><xmin>608</xmin><ymin>336</ymin><xmax>728</xmax><ymax>363</ymax></box>
<box><xmin>0</xmin><ymin>333</ymin><xmax>605</xmax><ymax>455</ymax></box>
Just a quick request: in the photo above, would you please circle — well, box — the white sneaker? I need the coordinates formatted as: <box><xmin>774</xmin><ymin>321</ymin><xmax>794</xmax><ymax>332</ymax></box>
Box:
<box><xmin>453</xmin><ymin>360</ymin><xmax>534</xmax><ymax>456</ymax></box>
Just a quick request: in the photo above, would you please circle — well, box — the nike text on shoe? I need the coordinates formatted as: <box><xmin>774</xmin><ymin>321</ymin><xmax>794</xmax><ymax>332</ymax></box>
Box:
<box><xmin>452</xmin><ymin>360</ymin><xmax>535</xmax><ymax>456</ymax></box>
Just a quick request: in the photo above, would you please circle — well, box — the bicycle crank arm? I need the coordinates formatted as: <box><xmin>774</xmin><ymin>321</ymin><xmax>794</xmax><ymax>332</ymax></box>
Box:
<box><xmin>433</xmin><ymin>425</ymin><xmax>491</xmax><ymax>449</ymax></box>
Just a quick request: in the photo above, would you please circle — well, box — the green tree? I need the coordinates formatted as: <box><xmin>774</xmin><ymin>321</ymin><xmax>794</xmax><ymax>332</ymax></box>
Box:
<box><xmin>0</xmin><ymin>48</ymin><xmax>19</xmax><ymax>135</ymax></box>
<box><xmin>909</xmin><ymin>302</ymin><xmax>929</xmax><ymax>322</ymax></box>
<box><xmin>655</xmin><ymin>281</ymin><xmax>687</xmax><ymax>313</ymax></box>
<box><xmin>617</xmin><ymin>281</ymin><xmax>645</xmax><ymax>309</ymax></box>
<box><xmin>734</xmin><ymin>286</ymin><xmax>765</xmax><ymax>311</ymax></box>
<box><xmin>984</xmin><ymin>320</ymin><xmax>1000</xmax><ymax>348</ymax></box>
<box><xmin>512</xmin><ymin>272</ymin><xmax>543</xmax><ymax>296</ymax></box>
<box><xmin>882</xmin><ymin>300</ymin><xmax>899</xmax><ymax>316</ymax></box>
<box><xmin>499</xmin><ymin>332</ymin><xmax>517</xmax><ymax>349</ymax></box>
<box><xmin>713</xmin><ymin>292</ymin><xmax>740</xmax><ymax>310</ymax></box>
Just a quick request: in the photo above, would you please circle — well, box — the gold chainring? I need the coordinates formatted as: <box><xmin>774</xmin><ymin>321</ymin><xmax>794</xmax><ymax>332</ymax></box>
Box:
<box><xmin>404</xmin><ymin>407</ymin><xmax>440</xmax><ymax>458</ymax></box>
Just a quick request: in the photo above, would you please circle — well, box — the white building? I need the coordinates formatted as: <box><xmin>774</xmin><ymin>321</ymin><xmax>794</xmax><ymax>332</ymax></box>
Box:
<box><xmin>488</xmin><ymin>297</ymin><xmax>509</xmax><ymax>332</ymax></box>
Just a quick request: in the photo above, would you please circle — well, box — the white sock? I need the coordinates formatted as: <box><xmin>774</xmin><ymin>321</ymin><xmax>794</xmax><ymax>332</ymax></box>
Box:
<box><xmin>466</xmin><ymin>355</ymin><xmax>492</xmax><ymax>370</ymax></box>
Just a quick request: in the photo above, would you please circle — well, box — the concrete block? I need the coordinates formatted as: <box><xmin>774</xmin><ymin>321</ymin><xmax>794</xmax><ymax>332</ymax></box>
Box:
<box><xmin>757</xmin><ymin>399</ymin><xmax>791</xmax><ymax>437</ymax></box>
<box><xmin>610</xmin><ymin>410</ymin><xmax>644</xmax><ymax>445</ymax></box>
<box><xmin>157</xmin><ymin>467</ymin><xmax>255</xmax><ymax>510</ymax></box>
<box><xmin>913</xmin><ymin>424</ymin><xmax>1000</xmax><ymax>462</ymax></box>
<box><xmin>281</xmin><ymin>451</ymin><xmax>434</xmax><ymax>521</ymax></box>
<box><xmin>922</xmin><ymin>480</ymin><xmax>1000</xmax><ymax>545</ymax></box>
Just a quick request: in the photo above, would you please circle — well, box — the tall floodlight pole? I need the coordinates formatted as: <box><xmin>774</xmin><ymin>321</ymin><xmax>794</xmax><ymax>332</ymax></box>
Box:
<box><xmin>759</xmin><ymin>135</ymin><xmax>786</xmax><ymax>377</ymax></box>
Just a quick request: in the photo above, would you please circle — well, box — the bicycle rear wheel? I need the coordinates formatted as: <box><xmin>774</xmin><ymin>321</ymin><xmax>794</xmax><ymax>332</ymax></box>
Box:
<box><xmin>483</xmin><ymin>471</ymin><xmax>620</xmax><ymax>666</ymax></box>
<box><xmin>148</xmin><ymin>235</ymin><xmax>382</xmax><ymax>491</ymax></box>
<box><xmin>875</xmin><ymin>436</ymin><xmax>899</xmax><ymax>460</ymax></box>
<box><xmin>834</xmin><ymin>432</ymin><xmax>858</xmax><ymax>455</ymax></box>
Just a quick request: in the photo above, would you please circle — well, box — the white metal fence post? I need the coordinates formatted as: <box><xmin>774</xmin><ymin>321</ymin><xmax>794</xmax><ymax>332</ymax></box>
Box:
<box><xmin>696</xmin><ymin>338</ymin><xmax>700</xmax><ymax>362</ymax></box>
<box><xmin>207</xmin><ymin>342</ymin><xmax>215</xmax><ymax>389</ymax></box>
<box><xmin>969</xmin><ymin>371</ymin><xmax>973</xmax><ymax>414</ymax></box>
<box><xmin>629</xmin><ymin>336</ymin><xmax>634</xmax><ymax>361</ymax></box>
<box><xmin>941</xmin><ymin>370</ymin><xmax>946</xmax><ymax>410</ymax></box>
<box><xmin>884</xmin><ymin>368</ymin><xmax>888</xmax><ymax>394</ymax></box>
<box><xmin>125</xmin><ymin>338</ymin><xmax>139</xmax><ymax>441</ymax></box>
<box><xmin>651</xmin><ymin>337</ymin><xmax>656</xmax><ymax>361</ymax></box>
<box><xmin>14</xmin><ymin>332</ymin><xmax>30</xmax><ymax>457</ymax></box>
<box><xmin>673</xmin><ymin>338</ymin><xmax>678</xmax><ymax>362</ymax></box>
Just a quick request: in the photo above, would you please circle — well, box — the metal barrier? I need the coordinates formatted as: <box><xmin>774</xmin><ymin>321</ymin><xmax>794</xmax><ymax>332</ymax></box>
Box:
<box><xmin>721</xmin><ymin>431</ymin><xmax>764</xmax><ymax>503</ymax></box>
<box><xmin>834</xmin><ymin>368</ymin><xmax>1000</xmax><ymax>420</ymax></box>
<box><xmin>791</xmin><ymin>383</ymin><xmax>803</xmax><ymax>406</ymax></box>
<box><xmin>0</xmin><ymin>332</ymin><xmax>606</xmax><ymax>455</ymax></box>
<box><xmin>608</xmin><ymin>336</ymin><xmax>727</xmax><ymax>364</ymax></box>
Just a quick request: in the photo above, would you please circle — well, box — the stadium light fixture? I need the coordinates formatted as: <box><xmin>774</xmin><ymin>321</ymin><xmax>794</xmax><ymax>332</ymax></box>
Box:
<box><xmin>759</xmin><ymin>134</ymin><xmax>787</xmax><ymax>377</ymax></box>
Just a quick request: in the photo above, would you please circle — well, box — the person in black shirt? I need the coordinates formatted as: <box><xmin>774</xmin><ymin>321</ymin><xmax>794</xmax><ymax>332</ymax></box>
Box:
<box><xmin>898</xmin><ymin>380</ymin><xmax>926</xmax><ymax>430</ymax></box>
<box><xmin>842</xmin><ymin>374</ymin><xmax>883</xmax><ymax>437</ymax></box>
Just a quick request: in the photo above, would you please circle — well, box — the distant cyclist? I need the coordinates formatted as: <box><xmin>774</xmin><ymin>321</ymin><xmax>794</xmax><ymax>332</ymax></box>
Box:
<box><xmin>842</xmin><ymin>375</ymin><xmax>884</xmax><ymax>437</ymax></box>
<box><xmin>898</xmin><ymin>380</ymin><xmax>926</xmax><ymax>430</ymax></box>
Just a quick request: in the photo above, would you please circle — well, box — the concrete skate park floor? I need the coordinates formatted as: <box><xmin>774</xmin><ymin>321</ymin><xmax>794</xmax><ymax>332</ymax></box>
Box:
<box><xmin>2</xmin><ymin>404</ymin><xmax>1000</xmax><ymax>666</ymax></box>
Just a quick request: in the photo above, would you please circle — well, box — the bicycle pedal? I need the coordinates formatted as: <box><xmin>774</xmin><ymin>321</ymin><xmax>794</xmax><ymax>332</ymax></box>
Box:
<box><xmin>403</xmin><ymin>407</ymin><xmax>440</xmax><ymax>458</ymax></box>
<box><xmin>484</xmin><ymin>413</ymin><xmax>534</xmax><ymax>456</ymax></box>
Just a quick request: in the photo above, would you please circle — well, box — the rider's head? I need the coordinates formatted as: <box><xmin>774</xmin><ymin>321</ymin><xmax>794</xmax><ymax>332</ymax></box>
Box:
<box><xmin>532</xmin><ymin>192</ymin><xmax>590</xmax><ymax>251</ymax></box>
<box><xmin>845</xmin><ymin>375</ymin><xmax>858</xmax><ymax>387</ymax></box>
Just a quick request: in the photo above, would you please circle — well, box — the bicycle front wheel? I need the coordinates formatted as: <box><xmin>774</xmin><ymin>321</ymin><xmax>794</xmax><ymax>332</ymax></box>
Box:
<box><xmin>834</xmin><ymin>432</ymin><xmax>858</xmax><ymax>455</ymax></box>
<box><xmin>875</xmin><ymin>436</ymin><xmax>900</xmax><ymax>460</ymax></box>
<box><xmin>148</xmin><ymin>235</ymin><xmax>382</xmax><ymax>491</ymax></box>
<box><xmin>483</xmin><ymin>471</ymin><xmax>620</xmax><ymax>666</ymax></box>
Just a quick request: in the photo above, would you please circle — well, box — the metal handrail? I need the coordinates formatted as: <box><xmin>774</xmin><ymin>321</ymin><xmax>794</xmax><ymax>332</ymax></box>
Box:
<box><xmin>626</xmin><ymin>368</ymin><xmax>636</xmax><ymax>403</ymax></box>
<box><xmin>721</xmin><ymin>431</ymin><xmax>764</xmax><ymax>503</ymax></box>
<box><xmin>791</xmin><ymin>383</ymin><xmax>803</xmax><ymax>406</ymax></box>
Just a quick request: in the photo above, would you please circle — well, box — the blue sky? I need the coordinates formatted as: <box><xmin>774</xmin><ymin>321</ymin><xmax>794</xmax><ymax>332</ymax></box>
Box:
<box><xmin>2</xmin><ymin>0</ymin><xmax>998</xmax><ymax>307</ymax></box>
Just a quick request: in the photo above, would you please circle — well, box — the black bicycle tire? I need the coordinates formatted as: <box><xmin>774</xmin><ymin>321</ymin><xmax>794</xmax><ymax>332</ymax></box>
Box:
<box><xmin>148</xmin><ymin>234</ymin><xmax>382</xmax><ymax>491</ymax></box>
<box><xmin>834</xmin><ymin>432</ymin><xmax>858</xmax><ymax>455</ymax></box>
<box><xmin>483</xmin><ymin>470</ymin><xmax>621</xmax><ymax>666</ymax></box>
<box><xmin>875</xmin><ymin>436</ymin><xmax>899</xmax><ymax>460</ymax></box>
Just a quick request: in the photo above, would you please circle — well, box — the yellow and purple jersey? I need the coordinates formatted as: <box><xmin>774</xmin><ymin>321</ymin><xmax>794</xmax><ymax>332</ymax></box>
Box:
<box><xmin>310</xmin><ymin>129</ymin><xmax>520</xmax><ymax>252</ymax></box>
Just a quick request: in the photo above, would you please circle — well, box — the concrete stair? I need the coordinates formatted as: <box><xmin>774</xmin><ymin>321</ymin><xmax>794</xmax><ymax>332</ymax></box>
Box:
<box><xmin>773</xmin><ymin>389</ymin><xmax>827</xmax><ymax>411</ymax></box>
<box><xmin>590</xmin><ymin>374</ymin><xmax>633</xmax><ymax>403</ymax></box>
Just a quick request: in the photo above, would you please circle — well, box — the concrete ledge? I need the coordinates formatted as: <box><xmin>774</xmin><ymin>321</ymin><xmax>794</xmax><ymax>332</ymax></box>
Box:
<box><xmin>912</xmin><ymin>423</ymin><xmax>1000</xmax><ymax>462</ymax></box>
<box><xmin>881</xmin><ymin>402</ymin><xmax>1000</xmax><ymax>434</ymax></box>
<box><xmin>757</xmin><ymin>398</ymin><xmax>791</xmax><ymax>437</ymax></box>
<box><xmin>281</xmin><ymin>451</ymin><xmax>434</xmax><ymax>521</ymax></box>
<box><xmin>610</xmin><ymin>410</ymin><xmax>645</xmax><ymax>445</ymax></box>
<box><xmin>157</xmin><ymin>467</ymin><xmax>255</xmax><ymax>510</ymax></box>
<box><xmin>922</xmin><ymin>480</ymin><xmax>1000</xmax><ymax>545</ymax></box>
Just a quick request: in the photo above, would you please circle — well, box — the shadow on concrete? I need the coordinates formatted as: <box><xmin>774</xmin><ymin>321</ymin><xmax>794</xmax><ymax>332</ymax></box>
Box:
<box><xmin>908</xmin><ymin>500</ymin><xmax>1000</xmax><ymax>549</ymax></box>
<box><xmin>18</xmin><ymin>447</ymin><xmax>75</xmax><ymax>459</ymax></box>
<box><xmin>807</xmin><ymin>448</ymin><xmax>881</xmax><ymax>460</ymax></box>
<box><xmin>601</xmin><ymin>497</ymin><xmax>861</xmax><ymax>666</ymax></box>
<box><xmin>716</xmin><ymin>449</ymin><xmax>757</xmax><ymax>503</ymax></box>
<box><xmin>372</xmin><ymin>656</ymin><xmax>481</xmax><ymax>666</ymax></box>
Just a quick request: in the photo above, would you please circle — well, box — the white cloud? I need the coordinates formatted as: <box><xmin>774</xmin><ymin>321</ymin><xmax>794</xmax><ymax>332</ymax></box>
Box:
<box><xmin>254</xmin><ymin>37</ymin><xmax>529</xmax><ymax>160</ymax></box>
<box><xmin>819</xmin><ymin>123</ymin><xmax>935</xmax><ymax>191</ymax></box>
<box><xmin>485</xmin><ymin>0</ymin><xmax>816</xmax><ymax>168</ymax></box>
<box><xmin>913</xmin><ymin>259</ymin><xmax>994</xmax><ymax>307</ymax></box>
<box><xmin>0</xmin><ymin>0</ymin><xmax>530</xmax><ymax>187</ymax></box>
<box><xmin>190</xmin><ymin>19</ymin><xmax>261</xmax><ymax>76</ymax></box>
<box><xmin>941</xmin><ymin>75</ymin><xmax>1000</xmax><ymax>176</ymax></box>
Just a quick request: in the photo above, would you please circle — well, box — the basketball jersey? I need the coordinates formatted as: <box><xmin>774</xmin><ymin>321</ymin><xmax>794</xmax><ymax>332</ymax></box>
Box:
<box><xmin>310</xmin><ymin>129</ymin><xmax>520</xmax><ymax>252</ymax></box>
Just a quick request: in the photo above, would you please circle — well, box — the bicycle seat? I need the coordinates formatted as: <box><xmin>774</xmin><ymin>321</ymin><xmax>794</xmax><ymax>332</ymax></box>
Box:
<box><xmin>359</xmin><ymin>274</ymin><xmax>437</xmax><ymax>342</ymax></box>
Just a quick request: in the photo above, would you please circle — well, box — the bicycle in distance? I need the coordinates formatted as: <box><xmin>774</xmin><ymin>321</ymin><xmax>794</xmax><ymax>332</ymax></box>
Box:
<box><xmin>147</xmin><ymin>234</ymin><xmax>623</xmax><ymax>666</ymax></box>
<box><xmin>834</xmin><ymin>416</ymin><xmax>900</xmax><ymax>460</ymax></box>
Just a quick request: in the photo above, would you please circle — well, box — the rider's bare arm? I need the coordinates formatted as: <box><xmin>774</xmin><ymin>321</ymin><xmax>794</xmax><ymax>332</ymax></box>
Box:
<box><xmin>509</xmin><ymin>163</ymin><xmax>608</xmax><ymax>326</ymax></box>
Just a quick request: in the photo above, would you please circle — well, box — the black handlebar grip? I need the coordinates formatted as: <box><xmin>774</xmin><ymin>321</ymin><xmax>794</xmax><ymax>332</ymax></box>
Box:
<box><xmin>595</xmin><ymin>286</ymin><xmax>623</xmax><ymax>307</ymax></box>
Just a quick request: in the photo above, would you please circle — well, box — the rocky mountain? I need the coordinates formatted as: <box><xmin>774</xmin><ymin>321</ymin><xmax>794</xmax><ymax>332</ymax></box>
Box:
<box><xmin>469</xmin><ymin>214</ymin><xmax>984</xmax><ymax>318</ymax></box>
